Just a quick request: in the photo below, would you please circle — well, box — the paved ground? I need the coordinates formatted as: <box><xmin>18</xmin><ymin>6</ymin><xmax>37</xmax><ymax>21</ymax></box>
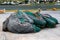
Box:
<box><xmin>0</xmin><ymin>11</ymin><xmax>60</xmax><ymax>40</ymax></box>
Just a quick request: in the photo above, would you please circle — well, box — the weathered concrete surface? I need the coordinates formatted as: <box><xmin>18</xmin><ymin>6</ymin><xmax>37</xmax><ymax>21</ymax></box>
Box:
<box><xmin>0</xmin><ymin>11</ymin><xmax>60</xmax><ymax>40</ymax></box>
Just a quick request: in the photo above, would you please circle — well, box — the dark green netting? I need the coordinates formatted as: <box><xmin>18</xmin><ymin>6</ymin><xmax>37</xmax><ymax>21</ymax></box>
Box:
<box><xmin>25</xmin><ymin>11</ymin><xmax>46</xmax><ymax>28</ymax></box>
<box><xmin>16</xmin><ymin>11</ymin><xmax>25</xmax><ymax>23</ymax></box>
<box><xmin>33</xmin><ymin>19</ymin><xmax>46</xmax><ymax>26</ymax></box>
<box><xmin>38</xmin><ymin>14</ymin><xmax>57</xmax><ymax>28</ymax></box>
<box><xmin>32</xmin><ymin>25</ymin><xmax>41</xmax><ymax>32</ymax></box>
<box><xmin>44</xmin><ymin>17</ymin><xmax>56</xmax><ymax>28</ymax></box>
<box><xmin>25</xmin><ymin>11</ymin><xmax>35</xmax><ymax>17</ymax></box>
<box><xmin>42</xmin><ymin>14</ymin><xmax>58</xmax><ymax>24</ymax></box>
<box><xmin>16</xmin><ymin>11</ymin><xmax>34</xmax><ymax>23</ymax></box>
<box><xmin>48</xmin><ymin>17</ymin><xmax>58</xmax><ymax>24</ymax></box>
<box><xmin>33</xmin><ymin>25</ymin><xmax>41</xmax><ymax>32</ymax></box>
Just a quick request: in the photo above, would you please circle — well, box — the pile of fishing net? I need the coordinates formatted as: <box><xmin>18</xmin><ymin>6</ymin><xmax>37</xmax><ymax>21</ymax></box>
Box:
<box><xmin>3</xmin><ymin>10</ymin><xmax>58</xmax><ymax>33</ymax></box>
